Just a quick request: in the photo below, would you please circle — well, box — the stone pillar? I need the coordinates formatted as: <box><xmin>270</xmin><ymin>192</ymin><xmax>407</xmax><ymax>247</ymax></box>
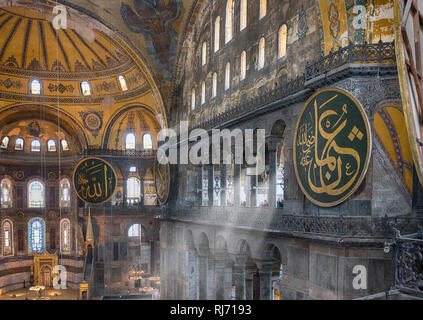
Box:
<box><xmin>249</xmin><ymin>168</ymin><xmax>257</xmax><ymax>207</ymax></box>
<box><xmin>198</xmin><ymin>250</ymin><xmax>209</xmax><ymax>299</ymax></box>
<box><xmin>233</xmin><ymin>255</ymin><xmax>248</xmax><ymax>300</ymax></box>
<box><xmin>150</xmin><ymin>240</ymin><xmax>155</xmax><ymax>275</ymax></box>
<box><xmin>208</xmin><ymin>165</ymin><xmax>214</xmax><ymax>207</ymax></box>
<box><xmin>256</xmin><ymin>261</ymin><xmax>273</xmax><ymax>300</ymax></box>
<box><xmin>245</xmin><ymin>269</ymin><xmax>255</xmax><ymax>300</ymax></box>
<box><xmin>220</xmin><ymin>164</ymin><xmax>227</xmax><ymax>206</ymax></box>
<box><xmin>234</xmin><ymin>164</ymin><xmax>241</xmax><ymax>207</ymax></box>
<box><xmin>122</xmin><ymin>172</ymin><xmax>128</xmax><ymax>207</ymax></box>
<box><xmin>140</xmin><ymin>177</ymin><xmax>145</xmax><ymax>206</ymax></box>
<box><xmin>214</xmin><ymin>252</ymin><xmax>227</xmax><ymax>300</ymax></box>
<box><xmin>197</xmin><ymin>166</ymin><xmax>203</xmax><ymax>205</ymax></box>
<box><xmin>268</xmin><ymin>148</ymin><xmax>277</xmax><ymax>207</ymax></box>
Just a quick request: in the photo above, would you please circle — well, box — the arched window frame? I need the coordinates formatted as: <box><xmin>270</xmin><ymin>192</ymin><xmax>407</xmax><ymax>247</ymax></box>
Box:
<box><xmin>259</xmin><ymin>0</ymin><xmax>267</xmax><ymax>20</ymax></box>
<box><xmin>225</xmin><ymin>0</ymin><xmax>234</xmax><ymax>44</ymax></box>
<box><xmin>60</xmin><ymin>218</ymin><xmax>71</xmax><ymax>254</ymax></box>
<box><xmin>127</xmin><ymin>177</ymin><xmax>141</xmax><ymax>205</ymax></box>
<box><xmin>240</xmin><ymin>51</ymin><xmax>247</xmax><ymax>80</ymax></box>
<box><xmin>128</xmin><ymin>223</ymin><xmax>142</xmax><ymax>238</ymax></box>
<box><xmin>225</xmin><ymin>62</ymin><xmax>231</xmax><ymax>91</ymax></box>
<box><xmin>30</xmin><ymin>79</ymin><xmax>41</xmax><ymax>95</ymax></box>
<box><xmin>212</xmin><ymin>73</ymin><xmax>218</xmax><ymax>98</ymax></box>
<box><xmin>240</xmin><ymin>0</ymin><xmax>247</xmax><ymax>31</ymax></box>
<box><xmin>28</xmin><ymin>218</ymin><xmax>45</xmax><ymax>254</ymax></box>
<box><xmin>278</xmin><ymin>24</ymin><xmax>288</xmax><ymax>59</ymax></box>
<box><xmin>143</xmin><ymin>133</ymin><xmax>153</xmax><ymax>150</ymax></box>
<box><xmin>59</xmin><ymin>178</ymin><xmax>71</xmax><ymax>208</ymax></box>
<box><xmin>1</xmin><ymin>136</ymin><xmax>9</xmax><ymax>149</ymax></box>
<box><xmin>47</xmin><ymin>140</ymin><xmax>56</xmax><ymax>152</ymax></box>
<box><xmin>28</xmin><ymin>179</ymin><xmax>45</xmax><ymax>208</ymax></box>
<box><xmin>202</xmin><ymin>42</ymin><xmax>207</xmax><ymax>66</ymax></box>
<box><xmin>125</xmin><ymin>133</ymin><xmax>136</xmax><ymax>150</ymax></box>
<box><xmin>214</xmin><ymin>16</ymin><xmax>221</xmax><ymax>52</ymax></box>
<box><xmin>1</xmin><ymin>178</ymin><xmax>12</xmax><ymax>208</ymax></box>
<box><xmin>15</xmin><ymin>138</ymin><xmax>24</xmax><ymax>151</ymax></box>
<box><xmin>2</xmin><ymin>219</ymin><xmax>13</xmax><ymax>256</ymax></box>
<box><xmin>258</xmin><ymin>37</ymin><xmax>265</xmax><ymax>70</ymax></box>
<box><xmin>61</xmin><ymin>139</ymin><xmax>69</xmax><ymax>151</ymax></box>
<box><xmin>30</xmin><ymin>139</ymin><xmax>41</xmax><ymax>152</ymax></box>
<box><xmin>201</xmin><ymin>81</ymin><xmax>206</xmax><ymax>105</ymax></box>
<box><xmin>118</xmin><ymin>75</ymin><xmax>128</xmax><ymax>91</ymax></box>
<box><xmin>81</xmin><ymin>81</ymin><xmax>92</xmax><ymax>96</ymax></box>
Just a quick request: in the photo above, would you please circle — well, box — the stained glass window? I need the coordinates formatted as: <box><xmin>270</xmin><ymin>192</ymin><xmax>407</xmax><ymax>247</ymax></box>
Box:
<box><xmin>240</xmin><ymin>0</ymin><xmax>247</xmax><ymax>31</ymax></box>
<box><xmin>127</xmin><ymin>177</ymin><xmax>141</xmax><ymax>205</ymax></box>
<box><xmin>31</xmin><ymin>80</ymin><xmax>41</xmax><ymax>95</ymax></box>
<box><xmin>60</xmin><ymin>219</ymin><xmax>70</xmax><ymax>253</ymax></box>
<box><xmin>118</xmin><ymin>75</ymin><xmax>128</xmax><ymax>91</ymax></box>
<box><xmin>225</xmin><ymin>0</ymin><xmax>233</xmax><ymax>43</ymax></box>
<box><xmin>214</xmin><ymin>17</ymin><xmax>220</xmax><ymax>52</ymax></box>
<box><xmin>202</xmin><ymin>42</ymin><xmax>207</xmax><ymax>66</ymax></box>
<box><xmin>126</xmin><ymin>133</ymin><xmax>136</xmax><ymax>150</ymax></box>
<box><xmin>191</xmin><ymin>88</ymin><xmax>196</xmax><ymax>111</ymax></box>
<box><xmin>3</xmin><ymin>220</ymin><xmax>12</xmax><ymax>255</ymax></box>
<box><xmin>201</xmin><ymin>81</ymin><xmax>206</xmax><ymax>105</ymax></box>
<box><xmin>81</xmin><ymin>81</ymin><xmax>91</xmax><ymax>96</ymax></box>
<box><xmin>47</xmin><ymin>140</ymin><xmax>56</xmax><ymax>152</ymax></box>
<box><xmin>212</xmin><ymin>73</ymin><xmax>217</xmax><ymax>98</ymax></box>
<box><xmin>30</xmin><ymin>139</ymin><xmax>41</xmax><ymax>152</ymax></box>
<box><xmin>15</xmin><ymin>138</ymin><xmax>24</xmax><ymax>151</ymax></box>
<box><xmin>29</xmin><ymin>218</ymin><xmax>45</xmax><ymax>253</ymax></box>
<box><xmin>61</xmin><ymin>139</ymin><xmax>69</xmax><ymax>151</ymax></box>
<box><xmin>60</xmin><ymin>178</ymin><xmax>71</xmax><ymax>207</ymax></box>
<box><xmin>1</xmin><ymin>136</ymin><xmax>9</xmax><ymax>149</ymax></box>
<box><xmin>225</xmin><ymin>63</ymin><xmax>231</xmax><ymax>90</ymax></box>
<box><xmin>258</xmin><ymin>37</ymin><xmax>265</xmax><ymax>70</ymax></box>
<box><xmin>1</xmin><ymin>178</ymin><xmax>11</xmax><ymax>208</ymax></box>
<box><xmin>143</xmin><ymin>133</ymin><xmax>153</xmax><ymax>149</ymax></box>
<box><xmin>278</xmin><ymin>25</ymin><xmax>287</xmax><ymax>59</ymax></box>
<box><xmin>28</xmin><ymin>180</ymin><xmax>45</xmax><ymax>208</ymax></box>
<box><xmin>259</xmin><ymin>0</ymin><xmax>266</xmax><ymax>20</ymax></box>
<box><xmin>241</xmin><ymin>51</ymin><xmax>247</xmax><ymax>80</ymax></box>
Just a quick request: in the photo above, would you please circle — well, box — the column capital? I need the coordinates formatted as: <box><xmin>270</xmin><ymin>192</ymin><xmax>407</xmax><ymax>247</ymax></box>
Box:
<box><xmin>254</xmin><ymin>260</ymin><xmax>275</xmax><ymax>273</ymax></box>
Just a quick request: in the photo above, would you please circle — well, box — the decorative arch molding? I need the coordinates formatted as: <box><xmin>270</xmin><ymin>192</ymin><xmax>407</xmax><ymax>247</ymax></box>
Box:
<box><xmin>102</xmin><ymin>104</ymin><xmax>162</xmax><ymax>149</ymax></box>
<box><xmin>0</xmin><ymin>103</ymin><xmax>89</xmax><ymax>150</ymax></box>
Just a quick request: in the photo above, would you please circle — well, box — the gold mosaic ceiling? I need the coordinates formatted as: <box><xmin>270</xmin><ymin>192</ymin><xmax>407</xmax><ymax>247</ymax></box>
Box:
<box><xmin>0</xmin><ymin>7</ymin><xmax>131</xmax><ymax>75</ymax></box>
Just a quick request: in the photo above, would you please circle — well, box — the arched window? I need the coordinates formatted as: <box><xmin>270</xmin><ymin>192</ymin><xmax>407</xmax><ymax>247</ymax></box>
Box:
<box><xmin>128</xmin><ymin>223</ymin><xmax>142</xmax><ymax>238</ymax></box>
<box><xmin>127</xmin><ymin>177</ymin><xmax>141</xmax><ymax>205</ymax></box>
<box><xmin>28</xmin><ymin>180</ymin><xmax>45</xmax><ymax>208</ymax></box>
<box><xmin>15</xmin><ymin>138</ymin><xmax>24</xmax><ymax>151</ymax></box>
<box><xmin>81</xmin><ymin>81</ymin><xmax>91</xmax><ymax>96</ymax></box>
<box><xmin>30</xmin><ymin>140</ymin><xmax>41</xmax><ymax>152</ymax></box>
<box><xmin>225</xmin><ymin>0</ymin><xmax>234</xmax><ymax>44</ymax></box>
<box><xmin>240</xmin><ymin>51</ymin><xmax>247</xmax><ymax>80</ymax></box>
<box><xmin>60</xmin><ymin>178</ymin><xmax>71</xmax><ymax>208</ymax></box>
<box><xmin>278</xmin><ymin>25</ymin><xmax>288</xmax><ymax>59</ymax></box>
<box><xmin>201</xmin><ymin>81</ymin><xmax>206</xmax><ymax>105</ymax></box>
<box><xmin>2</xmin><ymin>219</ymin><xmax>13</xmax><ymax>256</ymax></box>
<box><xmin>47</xmin><ymin>140</ymin><xmax>56</xmax><ymax>152</ymax></box>
<box><xmin>225</xmin><ymin>62</ymin><xmax>231</xmax><ymax>90</ymax></box>
<box><xmin>143</xmin><ymin>133</ymin><xmax>153</xmax><ymax>150</ymax></box>
<box><xmin>60</xmin><ymin>219</ymin><xmax>70</xmax><ymax>253</ymax></box>
<box><xmin>61</xmin><ymin>139</ymin><xmax>69</xmax><ymax>151</ymax></box>
<box><xmin>258</xmin><ymin>37</ymin><xmax>265</xmax><ymax>70</ymax></box>
<box><xmin>240</xmin><ymin>0</ymin><xmax>247</xmax><ymax>31</ymax></box>
<box><xmin>202</xmin><ymin>42</ymin><xmax>207</xmax><ymax>66</ymax></box>
<box><xmin>259</xmin><ymin>0</ymin><xmax>266</xmax><ymax>20</ymax></box>
<box><xmin>30</xmin><ymin>80</ymin><xmax>41</xmax><ymax>95</ymax></box>
<box><xmin>118</xmin><ymin>75</ymin><xmax>128</xmax><ymax>91</ymax></box>
<box><xmin>28</xmin><ymin>218</ymin><xmax>45</xmax><ymax>253</ymax></box>
<box><xmin>1</xmin><ymin>179</ymin><xmax>11</xmax><ymax>208</ymax></box>
<box><xmin>191</xmin><ymin>88</ymin><xmax>196</xmax><ymax>111</ymax></box>
<box><xmin>125</xmin><ymin>133</ymin><xmax>136</xmax><ymax>150</ymax></box>
<box><xmin>1</xmin><ymin>136</ymin><xmax>9</xmax><ymax>149</ymax></box>
<box><xmin>214</xmin><ymin>16</ymin><xmax>220</xmax><ymax>52</ymax></box>
<box><xmin>212</xmin><ymin>73</ymin><xmax>217</xmax><ymax>98</ymax></box>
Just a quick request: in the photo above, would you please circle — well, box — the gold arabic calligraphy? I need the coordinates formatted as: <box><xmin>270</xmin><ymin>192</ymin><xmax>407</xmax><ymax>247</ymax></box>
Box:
<box><xmin>297</xmin><ymin>95</ymin><xmax>361</xmax><ymax>196</ymax></box>
<box><xmin>76</xmin><ymin>161</ymin><xmax>114</xmax><ymax>202</ymax></box>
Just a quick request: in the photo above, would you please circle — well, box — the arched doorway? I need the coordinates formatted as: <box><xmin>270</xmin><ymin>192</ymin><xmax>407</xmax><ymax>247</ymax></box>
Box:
<box><xmin>40</xmin><ymin>265</ymin><xmax>52</xmax><ymax>287</ymax></box>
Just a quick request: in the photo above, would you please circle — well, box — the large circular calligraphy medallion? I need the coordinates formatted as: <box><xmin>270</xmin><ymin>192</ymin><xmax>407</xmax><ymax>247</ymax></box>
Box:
<box><xmin>73</xmin><ymin>157</ymin><xmax>117</xmax><ymax>204</ymax></box>
<box><xmin>154</xmin><ymin>154</ymin><xmax>170</xmax><ymax>205</ymax></box>
<box><xmin>293</xmin><ymin>88</ymin><xmax>371</xmax><ymax>207</ymax></box>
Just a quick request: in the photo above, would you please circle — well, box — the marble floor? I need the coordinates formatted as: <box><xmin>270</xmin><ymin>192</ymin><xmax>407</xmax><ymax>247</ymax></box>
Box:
<box><xmin>0</xmin><ymin>288</ymin><xmax>80</xmax><ymax>300</ymax></box>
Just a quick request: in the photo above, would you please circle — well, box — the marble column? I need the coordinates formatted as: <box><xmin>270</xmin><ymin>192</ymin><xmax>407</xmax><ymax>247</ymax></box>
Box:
<box><xmin>198</xmin><ymin>249</ymin><xmax>209</xmax><ymax>300</ymax></box>
<box><xmin>122</xmin><ymin>172</ymin><xmax>128</xmax><ymax>207</ymax></box>
<box><xmin>249</xmin><ymin>168</ymin><xmax>257</xmax><ymax>207</ymax></box>
<box><xmin>140</xmin><ymin>177</ymin><xmax>145</xmax><ymax>206</ymax></box>
<box><xmin>233</xmin><ymin>164</ymin><xmax>241</xmax><ymax>207</ymax></box>
<box><xmin>233</xmin><ymin>255</ymin><xmax>248</xmax><ymax>300</ymax></box>
<box><xmin>150</xmin><ymin>240</ymin><xmax>155</xmax><ymax>275</ymax></box>
<box><xmin>268</xmin><ymin>148</ymin><xmax>277</xmax><ymax>207</ymax></box>
<box><xmin>197</xmin><ymin>166</ymin><xmax>203</xmax><ymax>205</ymax></box>
<box><xmin>220</xmin><ymin>164</ymin><xmax>227</xmax><ymax>206</ymax></box>
<box><xmin>256</xmin><ymin>261</ymin><xmax>273</xmax><ymax>300</ymax></box>
<box><xmin>208</xmin><ymin>165</ymin><xmax>214</xmax><ymax>207</ymax></box>
<box><xmin>245</xmin><ymin>269</ymin><xmax>255</xmax><ymax>300</ymax></box>
<box><xmin>214</xmin><ymin>252</ymin><xmax>227</xmax><ymax>299</ymax></box>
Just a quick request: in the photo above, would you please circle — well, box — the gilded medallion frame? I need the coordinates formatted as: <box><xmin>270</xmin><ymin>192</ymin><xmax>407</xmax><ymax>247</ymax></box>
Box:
<box><xmin>293</xmin><ymin>87</ymin><xmax>372</xmax><ymax>207</ymax></box>
<box><xmin>72</xmin><ymin>157</ymin><xmax>117</xmax><ymax>205</ymax></box>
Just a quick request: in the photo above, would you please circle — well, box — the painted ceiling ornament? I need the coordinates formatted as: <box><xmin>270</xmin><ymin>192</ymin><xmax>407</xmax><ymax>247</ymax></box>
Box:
<box><xmin>293</xmin><ymin>88</ymin><xmax>372</xmax><ymax>207</ymax></box>
<box><xmin>120</xmin><ymin>0</ymin><xmax>182</xmax><ymax>80</ymax></box>
<box><xmin>47</xmin><ymin>171</ymin><xmax>57</xmax><ymax>181</ymax></box>
<box><xmin>28</xmin><ymin>121</ymin><xmax>42</xmax><ymax>137</ymax></box>
<box><xmin>16</xmin><ymin>211</ymin><xmax>24</xmax><ymax>220</ymax></box>
<box><xmin>297</xmin><ymin>6</ymin><xmax>308</xmax><ymax>43</ymax></box>
<box><xmin>48</xmin><ymin>210</ymin><xmax>57</xmax><ymax>220</ymax></box>
<box><xmin>79</xmin><ymin>111</ymin><xmax>103</xmax><ymax>137</ymax></box>
<box><xmin>14</xmin><ymin>169</ymin><xmax>24</xmax><ymax>180</ymax></box>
